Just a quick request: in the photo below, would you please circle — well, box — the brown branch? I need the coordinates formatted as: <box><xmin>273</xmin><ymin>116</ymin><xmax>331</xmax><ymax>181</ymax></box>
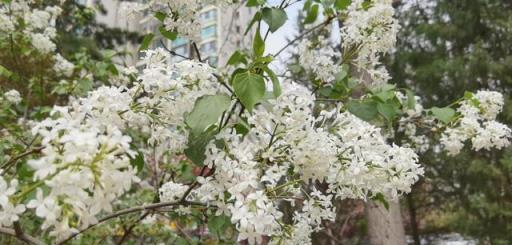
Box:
<box><xmin>56</xmin><ymin>201</ymin><xmax>207</xmax><ymax>244</ymax></box>
<box><xmin>116</xmin><ymin>211</ymin><xmax>152</xmax><ymax>245</ymax></box>
<box><xmin>1</xmin><ymin>146</ymin><xmax>43</xmax><ymax>175</ymax></box>
<box><xmin>0</xmin><ymin>226</ymin><xmax>44</xmax><ymax>245</ymax></box>
<box><xmin>192</xmin><ymin>42</ymin><xmax>203</xmax><ymax>62</ymax></box>
<box><xmin>273</xmin><ymin>16</ymin><xmax>335</xmax><ymax>57</ymax></box>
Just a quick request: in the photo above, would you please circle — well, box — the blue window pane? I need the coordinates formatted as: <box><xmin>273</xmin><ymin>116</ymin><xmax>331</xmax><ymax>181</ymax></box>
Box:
<box><xmin>200</xmin><ymin>10</ymin><xmax>217</xmax><ymax>21</ymax></box>
<box><xmin>173</xmin><ymin>37</ymin><xmax>187</xmax><ymax>47</ymax></box>
<box><xmin>201</xmin><ymin>25</ymin><xmax>216</xmax><ymax>38</ymax></box>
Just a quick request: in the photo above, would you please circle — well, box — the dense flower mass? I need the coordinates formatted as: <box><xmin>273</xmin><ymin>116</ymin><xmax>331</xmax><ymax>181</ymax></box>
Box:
<box><xmin>341</xmin><ymin>0</ymin><xmax>399</xmax><ymax>85</ymax></box>
<box><xmin>0</xmin><ymin>1</ymin><xmax>62</xmax><ymax>54</ymax></box>
<box><xmin>298</xmin><ymin>36</ymin><xmax>342</xmax><ymax>83</ymax></box>
<box><xmin>440</xmin><ymin>91</ymin><xmax>511</xmax><ymax>155</ymax></box>
<box><xmin>0</xmin><ymin>0</ymin><xmax>510</xmax><ymax>244</ymax></box>
<box><xmin>3</xmin><ymin>89</ymin><xmax>22</xmax><ymax>104</ymax></box>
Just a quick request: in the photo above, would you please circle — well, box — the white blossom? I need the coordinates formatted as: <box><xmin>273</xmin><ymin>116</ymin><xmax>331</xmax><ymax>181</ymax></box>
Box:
<box><xmin>3</xmin><ymin>89</ymin><xmax>22</xmax><ymax>104</ymax></box>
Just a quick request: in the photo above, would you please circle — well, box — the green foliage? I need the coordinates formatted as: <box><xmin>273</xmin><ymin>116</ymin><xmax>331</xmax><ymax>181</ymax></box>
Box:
<box><xmin>253</xmin><ymin>25</ymin><xmax>265</xmax><ymax>57</ymax></box>
<box><xmin>139</xmin><ymin>33</ymin><xmax>155</xmax><ymax>51</ymax></box>
<box><xmin>262</xmin><ymin>7</ymin><xmax>288</xmax><ymax>33</ymax></box>
<box><xmin>335</xmin><ymin>0</ymin><xmax>352</xmax><ymax>10</ymax></box>
<box><xmin>388</xmin><ymin>0</ymin><xmax>512</xmax><ymax>242</ymax></box>
<box><xmin>130</xmin><ymin>153</ymin><xmax>145</xmax><ymax>172</ymax></box>
<box><xmin>347</xmin><ymin>100</ymin><xmax>378</xmax><ymax>122</ymax></box>
<box><xmin>304</xmin><ymin>3</ymin><xmax>319</xmax><ymax>24</ymax></box>
<box><xmin>185</xmin><ymin>94</ymin><xmax>232</xmax><ymax>134</ymax></box>
<box><xmin>430</xmin><ymin>107</ymin><xmax>456</xmax><ymax>124</ymax></box>
<box><xmin>185</xmin><ymin>126</ymin><xmax>218</xmax><ymax>166</ymax></box>
<box><xmin>233</xmin><ymin>72</ymin><xmax>266</xmax><ymax>111</ymax></box>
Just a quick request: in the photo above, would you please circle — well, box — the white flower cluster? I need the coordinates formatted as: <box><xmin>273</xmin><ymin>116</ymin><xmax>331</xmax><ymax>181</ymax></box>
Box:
<box><xmin>188</xmin><ymin>82</ymin><xmax>423</xmax><ymax>244</ymax></box>
<box><xmin>297</xmin><ymin>36</ymin><xmax>342</xmax><ymax>83</ymax></box>
<box><xmin>26</xmin><ymin>93</ymin><xmax>139</xmax><ymax>238</ymax></box>
<box><xmin>396</xmin><ymin>92</ymin><xmax>431</xmax><ymax>153</ymax></box>
<box><xmin>5</xmin><ymin>50</ymin><xmax>223</xmax><ymax>237</ymax></box>
<box><xmin>3</xmin><ymin>89</ymin><xmax>22</xmax><ymax>104</ymax></box>
<box><xmin>159</xmin><ymin>182</ymin><xmax>189</xmax><ymax>202</ymax></box>
<box><xmin>0</xmin><ymin>177</ymin><xmax>25</xmax><ymax>227</ymax></box>
<box><xmin>120</xmin><ymin>0</ymin><xmax>233</xmax><ymax>42</ymax></box>
<box><xmin>341</xmin><ymin>0</ymin><xmax>399</xmax><ymax>85</ymax></box>
<box><xmin>441</xmin><ymin>91</ymin><xmax>511</xmax><ymax>155</ymax></box>
<box><xmin>0</xmin><ymin>1</ymin><xmax>62</xmax><ymax>54</ymax></box>
<box><xmin>1</xmin><ymin>0</ymin><xmax>76</xmax><ymax>80</ymax></box>
<box><xmin>53</xmin><ymin>54</ymin><xmax>75</xmax><ymax>77</ymax></box>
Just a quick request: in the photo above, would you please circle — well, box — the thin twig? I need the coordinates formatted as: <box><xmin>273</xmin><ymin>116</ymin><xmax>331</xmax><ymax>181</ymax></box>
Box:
<box><xmin>1</xmin><ymin>147</ymin><xmax>43</xmax><ymax>175</ymax></box>
<box><xmin>159</xmin><ymin>40</ymin><xmax>192</xmax><ymax>60</ymax></box>
<box><xmin>116</xmin><ymin>211</ymin><xmax>151</xmax><ymax>245</ymax></box>
<box><xmin>56</xmin><ymin>201</ymin><xmax>207</xmax><ymax>244</ymax></box>
<box><xmin>192</xmin><ymin>42</ymin><xmax>203</xmax><ymax>62</ymax></box>
<box><xmin>0</xmin><ymin>226</ymin><xmax>44</xmax><ymax>245</ymax></box>
<box><xmin>273</xmin><ymin>16</ymin><xmax>335</xmax><ymax>57</ymax></box>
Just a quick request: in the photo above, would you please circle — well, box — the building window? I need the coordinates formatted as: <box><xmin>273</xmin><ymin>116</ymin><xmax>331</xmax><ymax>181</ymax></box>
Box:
<box><xmin>173</xmin><ymin>45</ymin><xmax>189</xmax><ymax>57</ymax></box>
<box><xmin>201</xmin><ymin>25</ymin><xmax>217</xmax><ymax>39</ymax></box>
<box><xmin>173</xmin><ymin>37</ymin><xmax>188</xmax><ymax>47</ymax></box>
<box><xmin>200</xmin><ymin>41</ymin><xmax>217</xmax><ymax>55</ymax></box>
<box><xmin>200</xmin><ymin>9</ymin><xmax>217</xmax><ymax>22</ymax></box>
<box><xmin>208</xmin><ymin>56</ymin><xmax>218</xmax><ymax>66</ymax></box>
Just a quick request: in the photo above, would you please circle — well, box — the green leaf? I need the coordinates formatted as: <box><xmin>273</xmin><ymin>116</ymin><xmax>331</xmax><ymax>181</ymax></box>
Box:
<box><xmin>253</xmin><ymin>25</ymin><xmax>265</xmax><ymax>57</ymax></box>
<box><xmin>159</xmin><ymin>26</ymin><xmax>178</xmax><ymax>40</ymax></box>
<box><xmin>139</xmin><ymin>33</ymin><xmax>154</xmax><ymax>51</ymax></box>
<box><xmin>208</xmin><ymin>214</ymin><xmax>231</xmax><ymax>236</ymax></box>
<box><xmin>372</xmin><ymin>193</ymin><xmax>390</xmax><ymax>210</ymax></box>
<box><xmin>405</xmin><ymin>89</ymin><xmax>416</xmax><ymax>110</ymax></box>
<box><xmin>227</xmin><ymin>51</ymin><xmax>248</xmax><ymax>66</ymax></box>
<box><xmin>185</xmin><ymin>126</ymin><xmax>217</xmax><ymax>166</ymax></box>
<box><xmin>431</xmin><ymin>107</ymin><xmax>456</xmax><ymax>123</ymax></box>
<box><xmin>233</xmin><ymin>72</ymin><xmax>266</xmax><ymax>111</ymax></box>
<box><xmin>263</xmin><ymin>67</ymin><xmax>281</xmax><ymax>97</ymax></box>
<box><xmin>246</xmin><ymin>0</ymin><xmax>265</xmax><ymax>7</ymax></box>
<box><xmin>464</xmin><ymin>91</ymin><xmax>474</xmax><ymax>100</ymax></box>
<box><xmin>0</xmin><ymin>64</ymin><xmax>13</xmax><ymax>78</ymax></box>
<box><xmin>335</xmin><ymin>0</ymin><xmax>352</xmax><ymax>10</ymax></box>
<box><xmin>303</xmin><ymin>0</ymin><xmax>313</xmax><ymax>11</ymax></box>
<box><xmin>245</xmin><ymin>11</ymin><xmax>262</xmax><ymax>35</ymax></box>
<box><xmin>130</xmin><ymin>153</ymin><xmax>144</xmax><ymax>172</ymax></box>
<box><xmin>347</xmin><ymin>100</ymin><xmax>378</xmax><ymax>121</ymax></box>
<box><xmin>185</xmin><ymin>94</ymin><xmax>232</xmax><ymax>135</ymax></box>
<box><xmin>262</xmin><ymin>7</ymin><xmax>288</xmax><ymax>33</ymax></box>
<box><xmin>154</xmin><ymin>11</ymin><xmax>166</xmax><ymax>22</ymax></box>
<box><xmin>377</xmin><ymin>103</ymin><xmax>397</xmax><ymax>121</ymax></box>
<box><xmin>304</xmin><ymin>4</ymin><xmax>319</xmax><ymax>24</ymax></box>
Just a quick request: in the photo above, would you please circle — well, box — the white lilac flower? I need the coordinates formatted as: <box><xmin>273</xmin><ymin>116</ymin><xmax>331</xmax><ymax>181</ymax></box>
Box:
<box><xmin>53</xmin><ymin>54</ymin><xmax>75</xmax><ymax>77</ymax></box>
<box><xmin>159</xmin><ymin>181</ymin><xmax>189</xmax><ymax>202</ymax></box>
<box><xmin>3</xmin><ymin>89</ymin><xmax>22</xmax><ymax>104</ymax></box>
<box><xmin>341</xmin><ymin>0</ymin><xmax>399</xmax><ymax>85</ymax></box>
<box><xmin>30</xmin><ymin>33</ymin><xmax>56</xmax><ymax>53</ymax></box>
<box><xmin>440</xmin><ymin>90</ymin><xmax>511</xmax><ymax>155</ymax></box>
<box><xmin>297</xmin><ymin>36</ymin><xmax>341</xmax><ymax>83</ymax></box>
<box><xmin>0</xmin><ymin>178</ymin><xmax>25</xmax><ymax>227</ymax></box>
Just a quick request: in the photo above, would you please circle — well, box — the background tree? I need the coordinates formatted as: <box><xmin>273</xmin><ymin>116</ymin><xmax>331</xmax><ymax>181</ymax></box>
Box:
<box><xmin>387</xmin><ymin>0</ymin><xmax>512</xmax><ymax>244</ymax></box>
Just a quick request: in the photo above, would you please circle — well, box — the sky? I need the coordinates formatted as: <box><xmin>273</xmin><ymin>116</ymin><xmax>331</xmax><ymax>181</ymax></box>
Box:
<box><xmin>263</xmin><ymin>0</ymin><xmax>304</xmax><ymax>72</ymax></box>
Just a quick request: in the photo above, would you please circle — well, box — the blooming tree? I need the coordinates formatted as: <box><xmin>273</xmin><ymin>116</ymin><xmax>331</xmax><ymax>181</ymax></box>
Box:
<box><xmin>0</xmin><ymin>0</ymin><xmax>510</xmax><ymax>244</ymax></box>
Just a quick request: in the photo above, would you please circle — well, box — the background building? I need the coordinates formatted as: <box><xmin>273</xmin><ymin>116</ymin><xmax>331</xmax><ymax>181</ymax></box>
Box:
<box><xmin>88</xmin><ymin>0</ymin><xmax>255</xmax><ymax>67</ymax></box>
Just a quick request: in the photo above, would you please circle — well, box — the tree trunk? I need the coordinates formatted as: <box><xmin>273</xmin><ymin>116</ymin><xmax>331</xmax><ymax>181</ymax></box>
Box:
<box><xmin>365</xmin><ymin>200</ymin><xmax>407</xmax><ymax>245</ymax></box>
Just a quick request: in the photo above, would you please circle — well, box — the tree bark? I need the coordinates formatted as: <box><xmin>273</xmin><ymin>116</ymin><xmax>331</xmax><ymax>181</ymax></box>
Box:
<box><xmin>365</xmin><ymin>200</ymin><xmax>407</xmax><ymax>245</ymax></box>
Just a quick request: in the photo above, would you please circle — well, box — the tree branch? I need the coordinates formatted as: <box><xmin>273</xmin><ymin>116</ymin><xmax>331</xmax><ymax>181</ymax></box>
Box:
<box><xmin>56</xmin><ymin>201</ymin><xmax>208</xmax><ymax>244</ymax></box>
<box><xmin>0</xmin><ymin>226</ymin><xmax>44</xmax><ymax>245</ymax></box>
<box><xmin>1</xmin><ymin>146</ymin><xmax>43</xmax><ymax>175</ymax></box>
<box><xmin>273</xmin><ymin>16</ymin><xmax>335</xmax><ymax>57</ymax></box>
